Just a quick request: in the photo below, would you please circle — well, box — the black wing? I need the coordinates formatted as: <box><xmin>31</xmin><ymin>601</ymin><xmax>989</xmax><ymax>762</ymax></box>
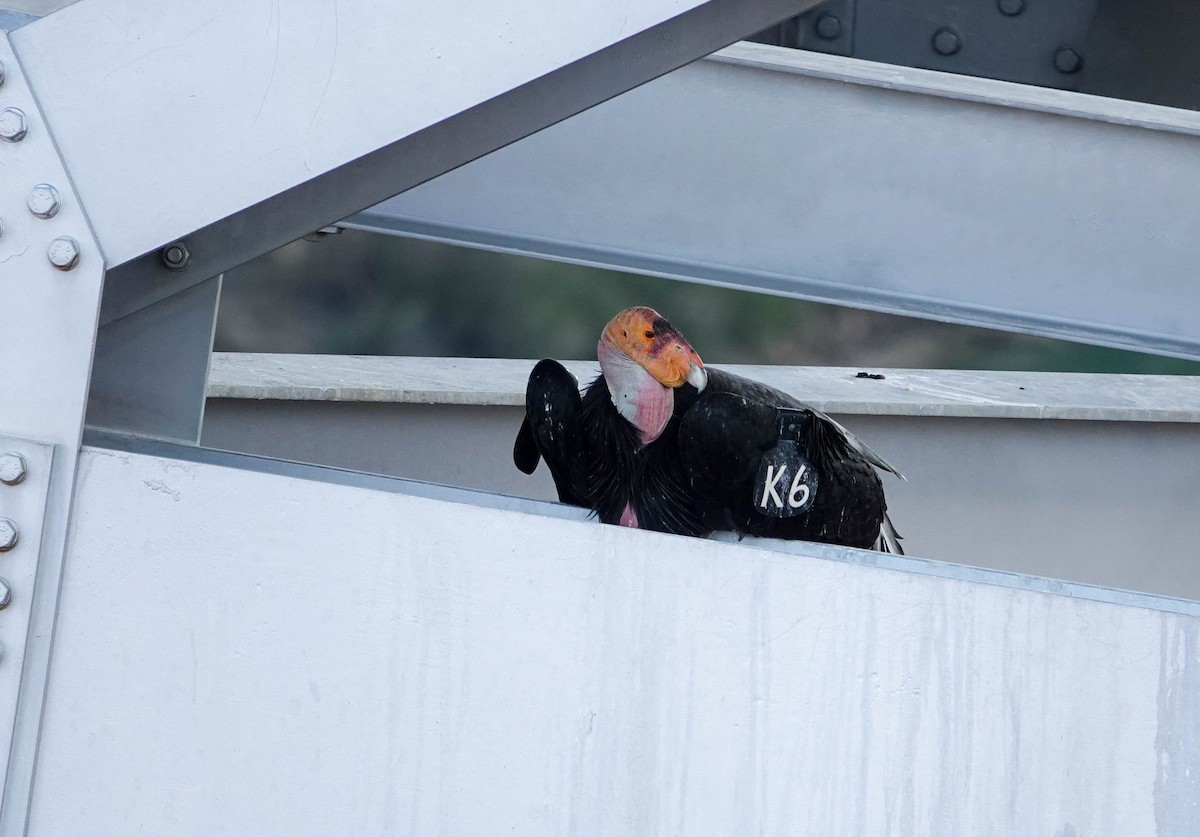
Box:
<box><xmin>513</xmin><ymin>359</ymin><xmax>589</xmax><ymax>507</ymax></box>
<box><xmin>676</xmin><ymin>368</ymin><xmax>900</xmax><ymax>550</ymax></box>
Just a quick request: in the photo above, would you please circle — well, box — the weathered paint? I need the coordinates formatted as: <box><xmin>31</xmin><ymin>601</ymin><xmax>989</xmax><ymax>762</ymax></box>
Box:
<box><xmin>27</xmin><ymin>446</ymin><xmax>1200</xmax><ymax>835</ymax></box>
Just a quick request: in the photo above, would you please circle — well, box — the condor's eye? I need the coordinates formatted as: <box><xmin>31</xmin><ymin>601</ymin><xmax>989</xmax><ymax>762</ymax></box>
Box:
<box><xmin>643</xmin><ymin>330</ymin><xmax>655</xmax><ymax>340</ymax></box>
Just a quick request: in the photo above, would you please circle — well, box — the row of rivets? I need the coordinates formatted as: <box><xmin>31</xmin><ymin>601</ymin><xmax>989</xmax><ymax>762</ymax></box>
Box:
<box><xmin>0</xmin><ymin>65</ymin><xmax>24</xmax><ymax>630</ymax></box>
<box><xmin>804</xmin><ymin>1</ymin><xmax>1083</xmax><ymax>75</ymax></box>
<box><xmin>0</xmin><ymin>57</ymin><xmax>80</xmax><ymax>270</ymax></box>
<box><xmin>927</xmin><ymin>21</ymin><xmax>1083</xmax><ymax>74</ymax></box>
<box><xmin>0</xmin><ymin>452</ymin><xmax>27</xmax><ymax>613</ymax></box>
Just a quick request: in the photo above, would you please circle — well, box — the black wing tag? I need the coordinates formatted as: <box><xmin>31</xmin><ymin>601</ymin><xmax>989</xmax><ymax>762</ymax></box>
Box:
<box><xmin>754</xmin><ymin>440</ymin><xmax>818</xmax><ymax>517</ymax></box>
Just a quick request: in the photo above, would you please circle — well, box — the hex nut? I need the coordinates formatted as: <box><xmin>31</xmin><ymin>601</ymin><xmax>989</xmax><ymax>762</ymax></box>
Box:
<box><xmin>815</xmin><ymin>13</ymin><xmax>842</xmax><ymax>40</ymax></box>
<box><xmin>48</xmin><ymin>237</ymin><xmax>81</xmax><ymax>271</ymax></box>
<box><xmin>0</xmin><ymin>453</ymin><xmax>27</xmax><ymax>486</ymax></box>
<box><xmin>933</xmin><ymin>28</ymin><xmax>962</xmax><ymax>56</ymax></box>
<box><xmin>0</xmin><ymin>520</ymin><xmax>16</xmax><ymax>552</ymax></box>
<box><xmin>0</xmin><ymin>578</ymin><xmax>11</xmax><ymax>609</ymax></box>
<box><xmin>161</xmin><ymin>241</ymin><xmax>191</xmax><ymax>271</ymax></box>
<box><xmin>0</xmin><ymin>107</ymin><xmax>27</xmax><ymax>143</ymax></box>
<box><xmin>28</xmin><ymin>184</ymin><xmax>62</xmax><ymax>219</ymax></box>
<box><xmin>1055</xmin><ymin>47</ymin><xmax>1082</xmax><ymax>74</ymax></box>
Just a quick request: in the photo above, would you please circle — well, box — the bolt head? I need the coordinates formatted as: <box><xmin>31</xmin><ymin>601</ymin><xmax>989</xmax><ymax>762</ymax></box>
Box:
<box><xmin>1055</xmin><ymin>47</ymin><xmax>1082</xmax><ymax>74</ymax></box>
<box><xmin>161</xmin><ymin>241</ymin><xmax>191</xmax><ymax>271</ymax></box>
<box><xmin>998</xmin><ymin>0</ymin><xmax>1024</xmax><ymax>15</ymax></box>
<box><xmin>0</xmin><ymin>453</ymin><xmax>27</xmax><ymax>486</ymax></box>
<box><xmin>815</xmin><ymin>13</ymin><xmax>842</xmax><ymax>40</ymax></box>
<box><xmin>0</xmin><ymin>579</ymin><xmax>11</xmax><ymax>609</ymax></box>
<box><xmin>933</xmin><ymin>28</ymin><xmax>961</xmax><ymax>56</ymax></box>
<box><xmin>48</xmin><ymin>237</ymin><xmax>80</xmax><ymax>271</ymax></box>
<box><xmin>0</xmin><ymin>520</ymin><xmax>17</xmax><ymax>552</ymax></box>
<box><xmin>28</xmin><ymin>184</ymin><xmax>62</xmax><ymax>219</ymax></box>
<box><xmin>0</xmin><ymin>107</ymin><xmax>27</xmax><ymax>143</ymax></box>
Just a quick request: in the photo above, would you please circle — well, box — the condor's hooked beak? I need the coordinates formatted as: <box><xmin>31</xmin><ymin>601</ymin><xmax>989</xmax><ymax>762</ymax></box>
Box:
<box><xmin>600</xmin><ymin>306</ymin><xmax>707</xmax><ymax>391</ymax></box>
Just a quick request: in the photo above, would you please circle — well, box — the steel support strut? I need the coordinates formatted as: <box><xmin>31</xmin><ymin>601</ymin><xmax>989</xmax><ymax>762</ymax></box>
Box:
<box><xmin>0</xmin><ymin>33</ymin><xmax>105</xmax><ymax>835</ymax></box>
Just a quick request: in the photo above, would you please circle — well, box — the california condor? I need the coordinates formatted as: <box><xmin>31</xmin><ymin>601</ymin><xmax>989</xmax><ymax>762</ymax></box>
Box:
<box><xmin>514</xmin><ymin>307</ymin><xmax>903</xmax><ymax>553</ymax></box>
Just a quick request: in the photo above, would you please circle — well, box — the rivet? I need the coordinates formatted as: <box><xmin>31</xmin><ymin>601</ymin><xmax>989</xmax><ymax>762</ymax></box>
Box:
<box><xmin>160</xmin><ymin>241</ymin><xmax>191</xmax><ymax>271</ymax></box>
<box><xmin>28</xmin><ymin>184</ymin><xmax>62</xmax><ymax>219</ymax></box>
<box><xmin>1055</xmin><ymin>47</ymin><xmax>1082</xmax><ymax>74</ymax></box>
<box><xmin>0</xmin><ymin>520</ymin><xmax>16</xmax><ymax>553</ymax></box>
<box><xmin>998</xmin><ymin>0</ymin><xmax>1024</xmax><ymax>15</ymax></box>
<box><xmin>815</xmin><ymin>14</ymin><xmax>842</xmax><ymax>40</ymax></box>
<box><xmin>0</xmin><ymin>453</ymin><xmax>27</xmax><ymax>486</ymax></box>
<box><xmin>933</xmin><ymin>28</ymin><xmax>961</xmax><ymax>56</ymax></box>
<box><xmin>0</xmin><ymin>579</ymin><xmax>11</xmax><ymax>609</ymax></box>
<box><xmin>0</xmin><ymin>107</ymin><xmax>27</xmax><ymax>143</ymax></box>
<box><xmin>48</xmin><ymin>237</ymin><xmax>80</xmax><ymax>271</ymax></box>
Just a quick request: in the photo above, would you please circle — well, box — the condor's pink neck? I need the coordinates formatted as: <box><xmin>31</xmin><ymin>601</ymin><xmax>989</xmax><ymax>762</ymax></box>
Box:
<box><xmin>597</xmin><ymin>337</ymin><xmax>674</xmax><ymax>446</ymax></box>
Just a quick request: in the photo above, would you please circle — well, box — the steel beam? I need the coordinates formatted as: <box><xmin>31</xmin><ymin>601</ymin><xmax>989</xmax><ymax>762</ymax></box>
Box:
<box><xmin>198</xmin><ymin>355</ymin><xmax>1200</xmax><ymax>602</ymax></box>
<box><xmin>24</xmin><ymin>441</ymin><xmax>1200</xmax><ymax>835</ymax></box>
<box><xmin>86</xmin><ymin>276</ymin><xmax>221</xmax><ymax>443</ymax></box>
<box><xmin>351</xmin><ymin>42</ymin><xmax>1200</xmax><ymax>359</ymax></box>
<box><xmin>0</xmin><ymin>33</ymin><xmax>106</xmax><ymax>835</ymax></box>
<box><xmin>10</xmin><ymin>0</ymin><xmax>822</xmax><ymax>326</ymax></box>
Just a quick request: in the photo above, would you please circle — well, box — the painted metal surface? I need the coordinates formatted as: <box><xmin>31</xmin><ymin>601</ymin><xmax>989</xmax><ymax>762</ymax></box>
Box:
<box><xmin>198</xmin><ymin>356</ymin><xmax>1200</xmax><ymax>601</ymax></box>
<box><xmin>0</xmin><ymin>12</ymin><xmax>35</xmax><ymax>32</ymax></box>
<box><xmin>206</xmin><ymin>353</ymin><xmax>1200</xmax><ymax>422</ymax></box>
<box><xmin>202</xmin><ymin>400</ymin><xmax>1200</xmax><ymax>603</ymax></box>
<box><xmin>0</xmin><ymin>33</ymin><xmax>107</xmax><ymax>835</ymax></box>
<box><xmin>86</xmin><ymin>276</ymin><xmax>221</xmax><ymax>443</ymax></box>
<box><xmin>27</xmin><ymin>444</ymin><xmax>1200</xmax><ymax>835</ymax></box>
<box><xmin>11</xmin><ymin>0</ymin><xmax>821</xmax><ymax>327</ymax></box>
<box><xmin>0</xmin><ymin>437</ymin><xmax>52</xmax><ymax>814</ymax></box>
<box><xmin>353</xmin><ymin>41</ymin><xmax>1200</xmax><ymax>359</ymax></box>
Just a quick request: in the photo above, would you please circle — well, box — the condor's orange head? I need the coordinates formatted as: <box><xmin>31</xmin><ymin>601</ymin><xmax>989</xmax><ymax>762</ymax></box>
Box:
<box><xmin>599</xmin><ymin>307</ymin><xmax>707</xmax><ymax>390</ymax></box>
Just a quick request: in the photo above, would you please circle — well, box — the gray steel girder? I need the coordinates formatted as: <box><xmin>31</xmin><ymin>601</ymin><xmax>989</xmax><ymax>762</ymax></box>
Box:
<box><xmin>351</xmin><ymin>42</ymin><xmax>1200</xmax><ymax>360</ymax></box>
<box><xmin>0</xmin><ymin>32</ymin><xmax>106</xmax><ymax>837</ymax></box>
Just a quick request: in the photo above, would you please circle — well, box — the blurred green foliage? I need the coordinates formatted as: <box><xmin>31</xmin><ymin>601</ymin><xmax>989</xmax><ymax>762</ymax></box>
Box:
<box><xmin>217</xmin><ymin>231</ymin><xmax>1200</xmax><ymax>375</ymax></box>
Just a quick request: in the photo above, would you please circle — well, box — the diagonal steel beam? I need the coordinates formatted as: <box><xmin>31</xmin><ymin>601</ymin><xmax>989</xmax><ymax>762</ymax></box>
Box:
<box><xmin>11</xmin><ymin>0</ymin><xmax>824</xmax><ymax>325</ymax></box>
<box><xmin>351</xmin><ymin>41</ymin><xmax>1200</xmax><ymax>360</ymax></box>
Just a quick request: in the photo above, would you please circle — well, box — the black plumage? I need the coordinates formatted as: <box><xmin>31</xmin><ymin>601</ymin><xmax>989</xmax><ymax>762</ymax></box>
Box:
<box><xmin>515</xmin><ymin>359</ymin><xmax>903</xmax><ymax>553</ymax></box>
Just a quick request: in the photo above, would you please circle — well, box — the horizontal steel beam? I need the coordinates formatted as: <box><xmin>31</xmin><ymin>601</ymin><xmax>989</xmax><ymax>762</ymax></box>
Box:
<box><xmin>351</xmin><ymin>42</ymin><xmax>1200</xmax><ymax>359</ymax></box>
<box><xmin>29</xmin><ymin>441</ymin><xmax>1200</xmax><ymax>834</ymax></box>
<box><xmin>199</xmin><ymin>355</ymin><xmax>1200</xmax><ymax>601</ymax></box>
<box><xmin>11</xmin><ymin>0</ymin><xmax>821</xmax><ymax>325</ymax></box>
